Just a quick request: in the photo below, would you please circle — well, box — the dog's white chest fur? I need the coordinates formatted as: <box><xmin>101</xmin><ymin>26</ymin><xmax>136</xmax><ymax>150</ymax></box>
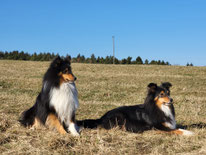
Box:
<box><xmin>49</xmin><ymin>82</ymin><xmax>79</xmax><ymax>123</ymax></box>
<box><xmin>161</xmin><ymin>104</ymin><xmax>176</xmax><ymax>129</ymax></box>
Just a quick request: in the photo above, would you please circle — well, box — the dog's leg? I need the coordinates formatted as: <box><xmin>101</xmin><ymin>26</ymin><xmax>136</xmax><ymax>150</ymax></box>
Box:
<box><xmin>68</xmin><ymin>122</ymin><xmax>80</xmax><ymax>136</ymax></box>
<box><xmin>46</xmin><ymin>114</ymin><xmax>67</xmax><ymax>135</ymax></box>
<box><xmin>171</xmin><ymin>129</ymin><xmax>194</xmax><ymax>136</ymax></box>
<box><xmin>67</xmin><ymin>113</ymin><xmax>80</xmax><ymax>136</ymax></box>
<box><xmin>158</xmin><ymin>129</ymin><xmax>194</xmax><ymax>136</ymax></box>
<box><xmin>31</xmin><ymin>117</ymin><xmax>43</xmax><ymax>129</ymax></box>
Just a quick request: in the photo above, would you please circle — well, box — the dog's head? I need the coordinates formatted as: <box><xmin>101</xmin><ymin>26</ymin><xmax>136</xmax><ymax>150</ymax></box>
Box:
<box><xmin>51</xmin><ymin>56</ymin><xmax>77</xmax><ymax>84</ymax></box>
<box><xmin>147</xmin><ymin>82</ymin><xmax>173</xmax><ymax>109</ymax></box>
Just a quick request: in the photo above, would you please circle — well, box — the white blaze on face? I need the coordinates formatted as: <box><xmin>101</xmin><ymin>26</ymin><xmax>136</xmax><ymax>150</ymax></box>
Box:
<box><xmin>49</xmin><ymin>82</ymin><xmax>79</xmax><ymax>126</ymax></box>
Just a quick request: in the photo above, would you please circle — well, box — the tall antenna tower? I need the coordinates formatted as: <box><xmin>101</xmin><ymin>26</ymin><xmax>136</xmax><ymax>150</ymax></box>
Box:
<box><xmin>112</xmin><ymin>36</ymin><xmax>115</xmax><ymax>64</ymax></box>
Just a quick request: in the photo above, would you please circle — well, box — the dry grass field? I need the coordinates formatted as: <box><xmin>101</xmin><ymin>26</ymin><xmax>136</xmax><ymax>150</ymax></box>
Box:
<box><xmin>0</xmin><ymin>60</ymin><xmax>206</xmax><ymax>154</ymax></box>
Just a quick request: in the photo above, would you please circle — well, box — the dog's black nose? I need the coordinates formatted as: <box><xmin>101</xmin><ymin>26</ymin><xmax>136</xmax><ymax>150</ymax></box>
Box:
<box><xmin>170</xmin><ymin>98</ymin><xmax>173</xmax><ymax>103</ymax></box>
<box><xmin>74</xmin><ymin>77</ymin><xmax>77</xmax><ymax>81</ymax></box>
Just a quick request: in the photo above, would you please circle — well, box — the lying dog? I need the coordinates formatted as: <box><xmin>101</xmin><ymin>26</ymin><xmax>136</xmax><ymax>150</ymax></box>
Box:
<box><xmin>77</xmin><ymin>82</ymin><xmax>193</xmax><ymax>136</ymax></box>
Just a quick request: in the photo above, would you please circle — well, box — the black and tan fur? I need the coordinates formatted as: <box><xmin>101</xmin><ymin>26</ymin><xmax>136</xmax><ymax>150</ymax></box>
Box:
<box><xmin>77</xmin><ymin>82</ymin><xmax>193</xmax><ymax>135</ymax></box>
<box><xmin>19</xmin><ymin>56</ymin><xmax>80</xmax><ymax>136</ymax></box>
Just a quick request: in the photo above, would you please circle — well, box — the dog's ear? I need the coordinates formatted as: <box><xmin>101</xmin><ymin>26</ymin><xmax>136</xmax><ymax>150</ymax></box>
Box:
<box><xmin>65</xmin><ymin>55</ymin><xmax>71</xmax><ymax>64</ymax></box>
<box><xmin>161</xmin><ymin>82</ymin><xmax>172</xmax><ymax>91</ymax></box>
<box><xmin>52</xmin><ymin>56</ymin><xmax>62</xmax><ymax>67</ymax></box>
<box><xmin>147</xmin><ymin>83</ymin><xmax>157</xmax><ymax>93</ymax></box>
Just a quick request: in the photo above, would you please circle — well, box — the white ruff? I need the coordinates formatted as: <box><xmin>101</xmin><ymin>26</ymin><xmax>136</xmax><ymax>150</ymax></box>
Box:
<box><xmin>161</xmin><ymin>104</ymin><xmax>176</xmax><ymax>129</ymax></box>
<box><xmin>49</xmin><ymin>82</ymin><xmax>79</xmax><ymax>126</ymax></box>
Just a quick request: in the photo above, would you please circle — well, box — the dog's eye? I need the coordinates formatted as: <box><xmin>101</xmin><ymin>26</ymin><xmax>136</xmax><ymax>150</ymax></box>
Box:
<box><xmin>63</xmin><ymin>70</ymin><xmax>67</xmax><ymax>74</ymax></box>
<box><xmin>159</xmin><ymin>93</ymin><xmax>165</xmax><ymax>97</ymax></box>
<box><xmin>68</xmin><ymin>68</ymin><xmax>72</xmax><ymax>72</ymax></box>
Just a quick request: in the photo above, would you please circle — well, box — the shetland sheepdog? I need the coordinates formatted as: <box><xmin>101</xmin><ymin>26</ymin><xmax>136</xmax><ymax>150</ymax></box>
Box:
<box><xmin>77</xmin><ymin>82</ymin><xmax>193</xmax><ymax>136</ymax></box>
<box><xmin>19</xmin><ymin>56</ymin><xmax>80</xmax><ymax>136</ymax></box>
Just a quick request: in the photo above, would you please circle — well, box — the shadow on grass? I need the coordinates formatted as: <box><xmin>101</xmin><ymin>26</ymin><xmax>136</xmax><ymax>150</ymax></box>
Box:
<box><xmin>177</xmin><ymin>122</ymin><xmax>206</xmax><ymax>129</ymax></box>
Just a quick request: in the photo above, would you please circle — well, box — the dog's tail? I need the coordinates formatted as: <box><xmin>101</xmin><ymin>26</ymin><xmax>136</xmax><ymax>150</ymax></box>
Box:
<box><xmin>76</xmin><ymin>119</ymin><xmax>102</xmax><ymax>129</ymax></box>
<box><xmin>19</xmin><ymin>105</ymin><xmax>36</xmax><ymax>127</ymax></box>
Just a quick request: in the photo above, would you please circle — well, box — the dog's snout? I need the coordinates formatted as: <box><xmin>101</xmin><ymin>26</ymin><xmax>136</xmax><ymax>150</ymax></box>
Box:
<box><xmin>74</xmin><ymin>76</ymin><xmax>77</xmax><ymax>81</ymax></box>
<box><xmin>170</xmin><ymin>98</ymin><xmax>173</xmax><ymax>103</ymax></box>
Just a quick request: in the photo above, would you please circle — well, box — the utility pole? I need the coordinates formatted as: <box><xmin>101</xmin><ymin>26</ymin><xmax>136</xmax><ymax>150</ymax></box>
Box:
<box><xmin>112</xmin><ymin>36</ymin><xmax>115</xmax><ymax>64</ymax></box>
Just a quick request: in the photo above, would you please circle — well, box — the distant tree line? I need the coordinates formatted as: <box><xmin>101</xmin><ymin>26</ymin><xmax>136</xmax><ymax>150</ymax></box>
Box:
<box><xmin>72</xmin><ymin>53</ymin><xmax>170</xmax><ymax>65</ymax></box>
<box><xmin>186</xmin><ymin>63</ymin><xmax>193</xmax><ymax>66</ymax></box>
<box><xmin>0</xmin><ymin>51</ymin><xmax>57</xmax><ymax>61</ymax></box>
<box><xmin>0</xmin><ymin>51</ymin><xmax>171</xmax><ymax>65</ymax></box>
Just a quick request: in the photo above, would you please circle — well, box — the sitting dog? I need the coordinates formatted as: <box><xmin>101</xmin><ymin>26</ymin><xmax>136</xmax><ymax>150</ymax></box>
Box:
<box><xmin>19</xmin><ymin>56</ymin><xmax>80</xmax><ymax>136</ymax></box>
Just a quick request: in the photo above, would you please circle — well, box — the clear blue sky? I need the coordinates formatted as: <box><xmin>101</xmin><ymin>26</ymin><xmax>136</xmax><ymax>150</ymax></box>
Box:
<box><xmin>0</xmin><ymin>0</ymin><xmax>206</xmax><ymax>66</ymax></box>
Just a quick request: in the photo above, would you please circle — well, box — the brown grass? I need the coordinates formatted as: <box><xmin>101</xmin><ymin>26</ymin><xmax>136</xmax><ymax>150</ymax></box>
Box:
<box><xmin>0</xmin><ymin>60</ymin><xmax>206</xmax><ymax>154</ymax></box>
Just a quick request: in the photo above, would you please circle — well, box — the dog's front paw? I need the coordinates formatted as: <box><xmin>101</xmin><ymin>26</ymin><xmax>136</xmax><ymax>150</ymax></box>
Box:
<box><xmin>71</xmin><ymin>131</ymin><xmax>80</xmax><ymax>136</ymax></box>
<box><xmin>68</xmin><ymin>123</ymin><xmax>80</xmax><ymax>136</ymax></box>
<box><xmin>179</xmin><ymin>129</ymin><xmax>194</xmax><ymax>136</ymax></box>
